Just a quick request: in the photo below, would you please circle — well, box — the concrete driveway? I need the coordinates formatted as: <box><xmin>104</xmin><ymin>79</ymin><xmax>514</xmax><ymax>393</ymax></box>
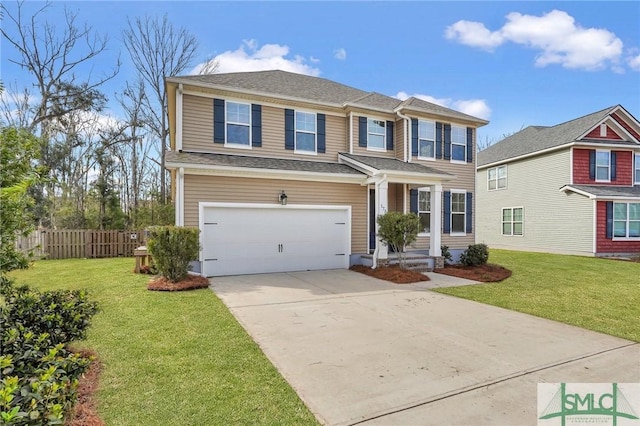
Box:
<box><xmin>210</xmin><ymin>270</ymin><xmax>640</xmax><ymax>426</ymax></box>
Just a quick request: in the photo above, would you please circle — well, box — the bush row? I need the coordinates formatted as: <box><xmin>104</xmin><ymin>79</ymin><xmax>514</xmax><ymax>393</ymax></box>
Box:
<box><xmin>0</xmin><ymin>275</ymin><xmax>98</xmax><ymax>425</ymax></box>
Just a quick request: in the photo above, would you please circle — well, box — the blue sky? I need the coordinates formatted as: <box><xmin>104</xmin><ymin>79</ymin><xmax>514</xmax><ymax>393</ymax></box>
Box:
<box><xmin>2</xmin><ymin>1</ymin><xmax>640</xmax><ymax>145</ymax></box>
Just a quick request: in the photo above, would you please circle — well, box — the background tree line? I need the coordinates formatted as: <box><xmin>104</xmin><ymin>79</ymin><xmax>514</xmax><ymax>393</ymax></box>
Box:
<box><xmin>0</xmin><ymin>1</ymin><xmax>217</xmax><ymax>231</ymax></box>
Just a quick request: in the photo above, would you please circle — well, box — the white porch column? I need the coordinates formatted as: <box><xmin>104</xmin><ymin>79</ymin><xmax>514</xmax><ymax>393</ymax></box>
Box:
<box><xmin>375</xmin><ymin>178</ymin><xmax>389</xmax><ymax>260</ymax></box>
<box><xmin>430</xmin><ymin>184</ymin><xmax>442</xmax><ymax>256</ymax></box>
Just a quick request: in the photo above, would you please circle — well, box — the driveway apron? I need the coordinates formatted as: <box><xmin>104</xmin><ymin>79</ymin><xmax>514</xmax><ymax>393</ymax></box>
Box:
<box><xmin>210</xmin><ymin>270</ymin><xmax>640</xmax><ymax>426</ymax></box>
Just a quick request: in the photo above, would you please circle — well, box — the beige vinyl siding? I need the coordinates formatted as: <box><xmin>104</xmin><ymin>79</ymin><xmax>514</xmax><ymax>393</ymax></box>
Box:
<box><xmin>476</xmin><ymin>149</ymin><xmax>593</xmax><ymax>255</ymax></box>
<box><xmin>182</xmin><ymin>94</ymin><xmax>348</xmax><ymax>161</ymax></box>
<box><xmin>394</xmin><ymin>119</ymin><xmax>406</xmax><ymax>161</ymax></box>
<box><xmin>183</xmin><ymin>174</ymin><xmax>368</xmax><ymax>253</ymax></box>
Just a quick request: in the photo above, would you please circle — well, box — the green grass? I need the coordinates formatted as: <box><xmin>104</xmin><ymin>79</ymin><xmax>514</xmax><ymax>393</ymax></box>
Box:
<box><xmin>9</xmin><ymin>258</ymin><xmax>318</xmax><ymax>426</ymax></box>
<box><xmin>435</xmin><ymin>250</ymin><xmax>640</xmax><ymax>342</ymax></box>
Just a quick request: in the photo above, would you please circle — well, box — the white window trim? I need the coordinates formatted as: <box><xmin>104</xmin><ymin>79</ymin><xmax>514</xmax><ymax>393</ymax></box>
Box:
<box><xmin>367</xmin><ymin>118</ymin><xmax>386</xmax><ymax>152</ymax></box>
<box><xmin>450</xmin><ymin>125</ymin><xmax>467</xmax><ymax>164</ymax></box>
<box><xmin>501</xmin><ymin>206</ymin><xmax>524</xmax><ymax>237</ymax></box>
<box><xmin>487</xmin><ymin>165</ymin><xmax>507</xmax><ymax>191</ymax></box>
<box><xmin>417</xmin><ymin>120</ymin><xmax>436</xmax><ymax>161</ymax></box>
<box><xmin>294</xmin><ymin>110</ymin><xmax>317</xmax><ymax>155</ymax></box>
<box><xmin>612</xmin><ymin>201</ymin><xmax>640</xmax><ymax>240</ymax></box>
<box><xmin>634</xmin><ymin>153</ymin><xmax>640</xmax><ymax>185</ymax></box>
<box><xmin>417</xmin><ymin>187</ymin><xmax>431</xmax><ymax>236</ymax></box>
<box><xmin>224</xmin><ymin>99</ymin><xmax>252</xmax><ymax>149</ymax></box>
<box><xmin>595</xmin><ymin>149</ymin><xmax>611</xmax><ymax>183</ymax></box>
<box><xmin>450</xmin><ymin>189</ymin><xmax>467</xmax><ymax>236</ymax></box>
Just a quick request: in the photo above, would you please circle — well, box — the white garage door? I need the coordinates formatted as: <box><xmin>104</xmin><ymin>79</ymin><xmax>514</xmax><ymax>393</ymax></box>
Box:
<box><xmin>201</xmin><ymin>204</ymin><xmax>350</xmax><ymax>276</ymax></box>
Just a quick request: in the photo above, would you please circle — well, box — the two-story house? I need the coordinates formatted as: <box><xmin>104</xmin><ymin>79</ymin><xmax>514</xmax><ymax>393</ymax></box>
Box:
<box><xmin>476</xmin><ymin>105</ymin><xmax>640</xmax><ymax>256</ymax></box>
<box><xmin>165</xmin><ymin>70</ymin><xmax>488</xmax><ymax>276</ymax></box>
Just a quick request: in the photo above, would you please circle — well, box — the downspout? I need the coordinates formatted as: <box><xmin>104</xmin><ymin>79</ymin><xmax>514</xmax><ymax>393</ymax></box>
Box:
<box><xmin>396</xmin><ymin>109</ymin><xmax>411</xmax><ymax>162</ymax></box>
<box><xmin>349</xmin><ymin>111</ymin><xmax>354</xmax><ymax>154</ymax></box>
<box><xmin>371</xmin><ymin>179</ymin><xmax>381</xmax><ymax>269</ymax></box>
<box><xmin>176</xmin><ymin>83</ymin><xmax>184</xmax><ymax>151</ymax></box>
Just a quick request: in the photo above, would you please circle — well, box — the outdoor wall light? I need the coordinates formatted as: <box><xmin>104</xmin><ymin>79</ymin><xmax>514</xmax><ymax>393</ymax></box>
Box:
<box><xmin>279</xmin><ymin>190</ymin><xmax>288</xmax><ymax>205</ymax></box>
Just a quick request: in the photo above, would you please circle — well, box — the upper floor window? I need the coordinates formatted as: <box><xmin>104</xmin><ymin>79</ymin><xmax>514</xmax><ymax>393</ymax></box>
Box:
<box><xmin>418</xmin><ymin>189</ymin><xmax>431</xmax><ymax>234</ymax></box>
<box><xmin>367</xmin><ymin>119</ymin><xmax>386</xmax><ymax>150</ymax></box>
<box><xmin>613</xmin><ymin>202</ymin><xmax>640</xmax><ymax>238</ymax></box>
<box><xmin>226</xmin><ymin>101</ymin><xmax>251</xmax><ymax>145</ymax></box>
<box><xmin>502</xmin><ymin>207</ymin><xmax>523</xmax><ymax>236</ymax></box>
<box><xmin>595</xmin><ymin>150</ymin><xmax>610</xmax><ymax>181</ymax></box>
<box><xmin>451</xmin><ymin>125</ymin><xmax>466</xmax><ymax>162</ymax></box>
<box><xmin>295</xmin><ymin>111</ymin><xmax>316</xmax><ymax>152</ymax></box>
<box><xmin>451</xmin><ymin>191</ymin><xmax>466</xmax><ymax>234</ymax></box>
<box><xmin>635</xmin><ymin>154</ymin><xmax>640</xmax><ymax>184</ymax></box>
<box><xmin>418</xmin><ymin>120</ymin><xmax>435</xmax><ymax>159</ymax></box>
<box><xmin>488</xmin><ymin>165</ymin><xmax>507</xmax><ymax>190</ymax></box>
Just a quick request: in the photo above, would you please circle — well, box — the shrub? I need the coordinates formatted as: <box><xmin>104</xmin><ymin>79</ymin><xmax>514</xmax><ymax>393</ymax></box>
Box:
<box><xmin>377</xmin><ymin>212</ymin><xmax>421</xmax><ymax>269</ymax></box>
<box><xmin>459</xmin><ymin>243</ymin><xmax>489</xmax><ymax>267</ymax></box>
<box><xmin>440</xmin><ymin>245</ymin><xmax>453</xmax><ymax>265</ymax></box>
<box><xmin>147</xmin><ymin>226</ymin><xmax>200</xmax><ymax>282</ymax></box>
<box><xmin>0</xmin><ymin>278</ymin><xmax>97</xmax><ymax>425</ymax></box>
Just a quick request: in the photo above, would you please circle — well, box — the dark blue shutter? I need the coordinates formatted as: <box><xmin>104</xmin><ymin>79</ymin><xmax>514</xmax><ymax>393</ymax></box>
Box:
<box><xmin>359</xmin><ymin>117</ymin><xmax>367</xmax><ymax>147</ymax></box>
<box><xmin>436</xmin><ymin>122</ymin><xmax>443</xmax><ymax>159</ymax></box>
<box><xmin>444</xmin><ymin>124</ymin><xmax>452</xmax><ymax>160</ymax></box>
<box><xmin>386</xmin><ymin>121</ymin><xmax>394</xmax><ymax>151</ymax></box>
<box><xmin>411</xmin><ymin>118</ymin><xmax>418</xmax><ymax>156</ymax></box>
<box><xmin>589</xmin><ymin>150</ymin><xmax>596</xmax><ymax>180</ymax></box>
<box><xmin>410</xmin><ymin>189</ymin><xmax>418</xmax><ymax>213</ymax></box>
<box><xmin>213</xmin><ymin>99</ymin><xmax>225</xmax><ymax>143</ymax></box>
<box><xmin>317</xmin><ymin>113</ymin><xmax>326</xmax><ymax>153</ymax></box>
<box><xmin>466</xmin><ymin>127</ymin><xmax>474</xmax><ymax>163</ymax></box>
<box><xmin>466</xmin><ymin>192</ymin><xmax>473</xmax><ymax>233</ymax></box>
<box><xmin>611</xmin><ymin>151</ymin><xmax>617</xmax><ymax>181</ymax></box>
<box><xmin>251</xmin><ymin>104</ymin><xmax>262</xmax><ymax>147</ymax></box>
<box><xmin>606</xmin><ymin>201</ymin><xmax>613</xmax><ymax>239</ymax></box>
<box><xmin>285</xmin><ymin>109</ymin><xmax>294</xmax><ymax>150</ymax></box>
<box><xmin>443</xmin><ymin>191</ymin><xmax>451</xmax><ymax>234</ymax></box>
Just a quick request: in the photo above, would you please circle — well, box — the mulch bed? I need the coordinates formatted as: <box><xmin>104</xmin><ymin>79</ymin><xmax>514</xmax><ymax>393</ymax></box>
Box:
<box><xmin>350</xmin><ymin>265</ymin><xmax>430</xmax><ymax>284</ymax></box>
<box><xmin>66</xmin><ymin>348</ymin><xmax>104</xmax><ymax>426</ymax></box>
<box><xmin>434</xmin><ymin>263</ymin><xmax>512</xmax><ymax>282</ymax></box>
<box><xmin>147</xmin><ymin>274</ymin><xmax>211</xmax><ymax>291</ymax></box>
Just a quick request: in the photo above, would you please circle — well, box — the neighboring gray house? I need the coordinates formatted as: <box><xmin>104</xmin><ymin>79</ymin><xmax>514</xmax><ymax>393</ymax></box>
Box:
<box><xmin>476</xmin><ymin>105</ymin><xmax>640</xmax><ymax>256</ymax></box>
<box><xmin>164</xmin><ymin>70</ymin><xmax>488</xmax><ymax>276</ymax></box>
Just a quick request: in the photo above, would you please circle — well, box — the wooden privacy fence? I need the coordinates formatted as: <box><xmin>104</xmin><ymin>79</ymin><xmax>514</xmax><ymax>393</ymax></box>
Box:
<box><xmin>15</xmin><ymin>229</ymin><xmax>145</xmax><ymax>260</ymax></box>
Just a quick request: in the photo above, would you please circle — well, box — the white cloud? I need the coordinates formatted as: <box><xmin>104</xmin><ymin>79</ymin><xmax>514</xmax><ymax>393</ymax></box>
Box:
<box><xmin>334</xmin><ymin>48</ymin><xmax>347</xmax><ymax>60</ymax></box>
<box><xmin>445</xmin><ymin>10</ymin><xmax>625</xmax><ymax>71</ymax></box>
<box><xmin>192</xmin><ymin>39</ymin><xmax>320</xmax><ymax>76</ymax></box>
<box><xmin>396</xmin><ymin>91</ymin><xmax>492</xmax><ymax>120</ymax></box>
<box><xmin>628</xmin><ymin>54</ymin><xmax>640</xmax><ymax>71</ymax></box>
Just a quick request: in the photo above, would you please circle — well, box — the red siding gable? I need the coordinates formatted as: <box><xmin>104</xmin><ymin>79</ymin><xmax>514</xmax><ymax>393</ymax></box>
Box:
<box><xmin>572</xmin><ymin>148</ymin><xmax>633</xmax><ymax>186</ymax></box>
<box><xmin>612</xmin><ymin>112</ymin><xmax>640</xmax><ymax>141</ymax></box>
<box><xmin>595</xmin><ymin>201</ymin><xmax>640</xmax><ymax>254</ymax></box>
<box><xmin>583</xmin><ymin>124</ymin><xmax>622</xmax><ymax>140</ymax></box>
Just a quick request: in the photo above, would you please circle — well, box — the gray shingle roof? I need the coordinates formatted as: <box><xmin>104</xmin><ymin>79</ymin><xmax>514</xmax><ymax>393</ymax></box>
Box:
<box><xmin>339</xmin><ymin>152</ymin><xmax>453</xmax><ymax>176</ymax></box>
<box><xmin>477</xmin><ymin>106</ymin><xmax>617</xmax><ymax>167</ymax></box>
<box><xmin>168</xmin><ymin>70</ymin><xmax>487</xmax><ymax>124</ymax></box>
<box><xmin>564</xmin><ymin>185</ymin><xmax>640</xmax><ymax>199</ymax></box>
<box><xmin>166</xmin><ymin>150</ymin><xmax>365</xmax><ymax>175</ymax></box>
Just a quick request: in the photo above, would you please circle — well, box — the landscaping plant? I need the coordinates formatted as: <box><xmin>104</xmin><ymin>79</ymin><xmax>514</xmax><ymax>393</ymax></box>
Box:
<box><xmin>377</xmin><ymin>212</ymin><xmax>421</xmax><ymax>269</ymax></box>
<box><xmin>146</xmin><ymin>226</ymin><xmax>200</xmax><ymax>282</ymax></box>
<box><xmin>459</xmin><ymin>243</ymin><xmax>489</xmax><ymax>267</ymax></box>
<box><xmin>0</xmin><ymin>276</ymin><xmax>98</xmax><ymax>425</ymax></box>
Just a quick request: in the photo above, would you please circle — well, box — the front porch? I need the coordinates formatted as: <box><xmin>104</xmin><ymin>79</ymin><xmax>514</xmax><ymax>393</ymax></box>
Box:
<box><xmin>360</xmin><ymin>252</ymin><xmax>445</xmax><ymax>272</ymax></box>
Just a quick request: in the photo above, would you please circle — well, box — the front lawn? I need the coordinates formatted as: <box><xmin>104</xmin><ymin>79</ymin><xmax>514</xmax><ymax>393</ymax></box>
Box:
<box><xmin>9</xmin><ymin>258</ymin><xmax>318</xmax><ymax>425</ymax></box>
<box><xmin>435</xmin><ymin>250</ymin><xmax>640</xmax><ymax>342</ymax></box>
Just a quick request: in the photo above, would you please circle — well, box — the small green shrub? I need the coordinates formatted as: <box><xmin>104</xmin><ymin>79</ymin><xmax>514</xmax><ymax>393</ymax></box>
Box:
<box><xmin>0</xmin><ymin>278</ymin><xmax>97</xmax><ymax>425</ymax></box>
<box><xmin>459</xmin><ymin>243</ymin><xmax>489</xmax><ymax>267</ymax></box>
<box><xmin>147</xmin><ymin>226</ymin><xmax>200</xmax><ymax>282</ymax></box>
<box><xmin>440</xmin><ymin>245</ymin><xmax>453</xmax><ymax>265</ymax></box>
<box><xmin>377</xmin><ymin>212</ymin><xmax>421</xmax><ymax>269</ymax></box>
